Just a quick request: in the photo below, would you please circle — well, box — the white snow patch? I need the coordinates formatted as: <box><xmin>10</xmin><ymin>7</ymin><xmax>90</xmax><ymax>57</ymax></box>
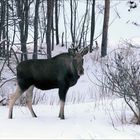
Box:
<box><xmin>0</xmin><ymin>99</ymin><xmax>140</xmax><ymax>139</ymax></box>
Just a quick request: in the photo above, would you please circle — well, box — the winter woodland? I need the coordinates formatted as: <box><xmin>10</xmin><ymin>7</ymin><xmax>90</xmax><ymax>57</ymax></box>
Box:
<box><xmin>0</xmin><ymin>0</ymin><xmax>140</xmax><ymax>139</ymax></box>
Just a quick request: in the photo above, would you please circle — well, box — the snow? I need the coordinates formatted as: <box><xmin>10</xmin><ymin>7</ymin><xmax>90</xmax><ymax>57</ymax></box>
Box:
<box><xmin>0</xmin><ymin>1</ymin><xmax>140</xmax><ymax>139</ymax></box>
<box><xmin>0</xmin><ymin>99</ymin><xmax>140</xmax><ymax>139</ymax></box>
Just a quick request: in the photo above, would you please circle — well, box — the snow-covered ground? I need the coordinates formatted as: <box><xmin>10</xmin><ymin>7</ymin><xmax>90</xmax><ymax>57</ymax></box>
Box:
<box><xmin>0</xmin><ymin>99</ymin><xmax>140</xmax><ymax>139</ymax></box>
<box><xmin>0</xmin><ymin>46</ymin><xmax>140</xmax><ymax>139</ymax></box>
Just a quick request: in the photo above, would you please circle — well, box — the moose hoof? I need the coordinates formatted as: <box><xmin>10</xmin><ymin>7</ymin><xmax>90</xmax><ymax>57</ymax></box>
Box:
<box><xmin>8</xmin><ymin>114</ymin><xmax>13</xmax><ymax>119</ymax></box>
<box><xmin>58</xmin><ymin>114</ymin><xmax>65</xmax><ymax>120</ymax></box>
<box><xmin>61</xmin><ymin>116</ymin><xmax>65</xmax><ymax>120</ymax></box>
<box><xmin>32</xmin><ymin>113</ymin><xmax>37</xmax><ymax>118</ymax></box>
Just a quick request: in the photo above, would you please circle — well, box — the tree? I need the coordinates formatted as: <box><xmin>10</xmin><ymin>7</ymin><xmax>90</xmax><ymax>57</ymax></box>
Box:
<box><xmin>33</xmin><ymin>0</ymin><xmax>40</xmax><ymax>59</ymax></box>
<box><xmin>70</xmin><ymin>0</ymin><xmax>77</xmax><ymax>47</ymax></box>
<box><xmin>0</xmin><ymin>0</ymin><xmax>6</xmax><ymax>57</ymax></box>
<box><xmin>0</xmin><ymin>0</ymin><xmax>10</xmax><ymax>58</ymax></box>
<box><xmin>15</xmin><ymin>0</ymin><xmax>31</xmax><ymax>61</ymax></box>
<box><xmin>69</xmin><ymin>0</ymin><xmax>90</xmax><ymax>49</ymax></box>
<box><xmin>6</xmin><ymin>0</ymin><xmax>9</xmax><ymax>58</ymax></box>
<box><xmin>78</xmin><ymin>0</ymin><xmax>89</xmax><ymax>48</ymax></box>
<box><xmin>55</xmin><ymin>0</ymin><xmax>59</xmax><ymax>45</ymax></box>
<box><xmin>101</xmin><ymin>0</ymin><xmax>110</xmax><ymax>57</ymax></box>
<box><xmin>46</xmin><ymin>0</ymin><xmax>54</xmax><ymax>58</ymax></box>
<box><xmin>89</xmin><ymin>0</ymin><xmax>96</xmax><ymax>53</ymax></box>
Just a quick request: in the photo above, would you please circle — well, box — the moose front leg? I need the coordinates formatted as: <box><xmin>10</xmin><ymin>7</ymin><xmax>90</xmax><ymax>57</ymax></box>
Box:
<box><xmin>59</xmin><ymin>100</ymin><xmax>65</xmax><ymax>119</ymax></box>
<box><xmin>58</xmin><ymin>86</ymin><xmax>68</xmax><ymax>119</ymax></box>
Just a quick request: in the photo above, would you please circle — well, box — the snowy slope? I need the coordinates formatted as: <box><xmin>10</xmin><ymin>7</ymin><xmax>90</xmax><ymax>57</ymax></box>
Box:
<box><xmin>0</xmin><ymin>99</ymin><xmax>140</xmax><ymax>139</ymax></box>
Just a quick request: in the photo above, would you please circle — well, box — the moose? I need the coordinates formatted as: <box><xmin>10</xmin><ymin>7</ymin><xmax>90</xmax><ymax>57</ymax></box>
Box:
<box><xmin>8</xmin><ymin>47</ymin><xmax>88</xmax><ymax>119</ymax></box>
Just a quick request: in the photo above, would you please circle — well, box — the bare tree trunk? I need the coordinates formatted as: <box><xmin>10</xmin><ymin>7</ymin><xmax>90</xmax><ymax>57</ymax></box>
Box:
<box><xmin>0</xmin><ymin>1</ymin><xmax>2</xmax><ymax>56</ymax></box>
<box><xmin>2</xmin><ymin>0</ymin><xmax>6</xmax><ymax>57</ymax></box>
<box><xmin>101</xmin><ymin>0</ymin><xmax>110</xmax><ymax>57</ymax></box>
<box><xmin>89</xmin><ymin>0</ymin><xmax>96</xmax><ymax>53</ymax></box>
<box><xmin>73</xmin><ymin>1</ymin><xmax>77</xmax><ymax>46</ymax></box>
<box><xmin>70</xmin><ymin>0</ymin><xmax>74</xmax><ymax>45</ymax></box>
<box><xmin>33</xmin><ymin>0</ymin><xmax>40</xmax><ymax>59</ymax></box>
<box><xmin>70</xmin><ymin>0</ymin><xmax>78</xmax><ymax>47</ymax></box>
<box><xmin>61</xmin><ymin>32</ymin><xmax>64</xmax><ymax>47</ymax></box>
<box><xmin>55</xmin><ymin>0</ymin><xmax>59</xmax><ymax>45</ymax></box>
<box><xmin>15</xmin><ymin>0</ymin><xmax>31</xmax><ymax>61</ymax></box>
<box><xmin>0</xmin><ymin>0</ymin><xmax>6</xmax><ymax>57</ymax></box>
<box><xmin>11</xmin><ymin>0</ymin><xmax>16</xmax><ymax>48</ymax></box>
<box><xmin>52</xmin><ymin>14</ymin><xmax>54</xmax><ymax>51</ymax></box>
<box><xmin>6</xmin><ymin>0</ymin><xmax>9</xmax><ymax>58</ymax></box>
<box><xmin>78</xmin><ymin>0</ymin><xmax>89</xmax><ymax>48</ymax></box>
<box><xmin>62</xmin><ymin>0</ymin><xmax>67</xmax><ymax>48</ymax></box>
<box><xmin>40</xmin><ymin>1</ymin><xmax>46</xmax><ymax>46</ymax></box>
<box><xmin>0</xmin><ymin>1</ymin><xmax>1</xmax><ymax>43</ymax></box>
<box><xmin>46</xmin><ymin>0</ymin><xmax>54</xmax><ymax>59</ymax></box>
<box><xmin>137</xmin><ymin>100</ymin><xmax>140</xmax><ymax>124</ymax></box>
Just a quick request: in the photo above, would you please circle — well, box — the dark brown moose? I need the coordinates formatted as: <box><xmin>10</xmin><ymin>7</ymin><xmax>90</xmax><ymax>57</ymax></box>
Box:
<box><xmin>8</xmin><ymin>47</ymin><xmax>88</xmax><ymax>119</ymax></box>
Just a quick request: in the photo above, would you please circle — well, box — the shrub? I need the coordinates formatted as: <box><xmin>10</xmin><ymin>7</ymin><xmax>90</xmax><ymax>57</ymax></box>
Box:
<box><xmin>102</xmin><ymin>47</ymin><xmax>140</xmax><ymax>124</ymax></box>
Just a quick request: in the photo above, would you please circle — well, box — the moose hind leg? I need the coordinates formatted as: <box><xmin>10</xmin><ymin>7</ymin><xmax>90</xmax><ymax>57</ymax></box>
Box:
<box><xmin>8</xmin><ymin>85</ymin><xmax>23</xmax><ymax>119</ymax></box>
<box><xmin>26</xmin><ymin>86</ymin><xmax>37</xmax><ymax>118</ymax></box>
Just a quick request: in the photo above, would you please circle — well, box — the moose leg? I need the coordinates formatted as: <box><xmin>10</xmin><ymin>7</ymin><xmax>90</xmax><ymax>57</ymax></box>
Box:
<box><xmin>8</xmin><ymin>85</ymin><xmax>23</xmax><ymax>119</ymax></box>
<box><xmin>59</xmin><ymin>100</ymin><xmax>65</xmax><ymax>119</ymax></box>
<box><xmin>58</xmin><ymin>86</ymin><xmax>68</xmax><ymax>119</ymax></box>
<box><xmin>26</xmin><ymin>86</ymin><xmax>37</xmax><ymax>118</ymax></box>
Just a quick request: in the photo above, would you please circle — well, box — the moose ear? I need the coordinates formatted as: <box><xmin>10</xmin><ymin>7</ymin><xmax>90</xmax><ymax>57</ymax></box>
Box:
<box><xmin>68</xmin><ymin>48</ymin><xmax>75</xmax><ymax>55</ymax></box>
<box><xmin>81</xmin><ymin>47</ymin><xmax>88</xmax><ymax>56</ymax></box>
<box><xmin>68</xmin><ymin>48</ymin><xmax>79</xmax><ymax>56</ymax></box>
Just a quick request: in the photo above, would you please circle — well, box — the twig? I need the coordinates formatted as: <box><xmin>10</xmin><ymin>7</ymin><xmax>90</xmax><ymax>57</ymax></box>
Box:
<box><xmin>0</xmin><ymin>58</ymin><xmax>7</xmax><ymax>77</ymax></box>
<box><xmin>0</xmin><ymin>98</ymin><xmax>6</xmax><ymax>104</ymax></box>
<box><xmin>0</xmin><ymin>39</ymin><xmax>7</xmax><ymax>45</ymax></box>
<box><xmin>0</xmin><ymin>77</ymin><xmax>16</xmax><ymax>88</ymax></box>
